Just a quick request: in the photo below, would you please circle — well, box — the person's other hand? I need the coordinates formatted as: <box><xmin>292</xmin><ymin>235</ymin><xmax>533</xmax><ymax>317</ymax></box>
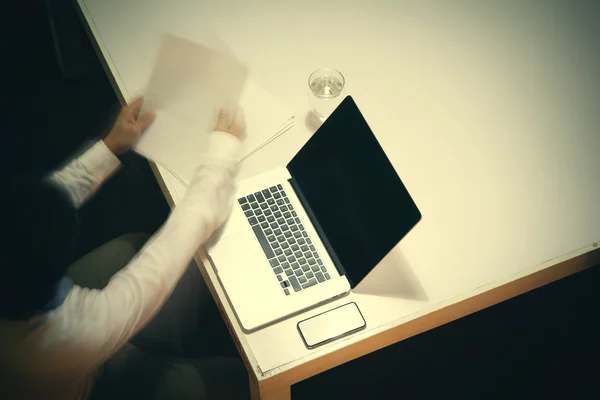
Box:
<box><xmin>104</xmin><ymin>98</ymin><xmax>156</xmax><ymax>155</ymax></box>
<box><xmin>214</xmin><ymin>108</ymin><xmax>246</xmax><ymax>140</ymax></box>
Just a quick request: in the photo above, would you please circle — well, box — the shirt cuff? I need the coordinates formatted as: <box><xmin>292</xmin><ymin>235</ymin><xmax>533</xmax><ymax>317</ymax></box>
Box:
<box><xmin>80</xmin><ymin>140</ymin><xmax>121</xmax><ymax>179</ymax></box>
<box><xmin>201</xmin><ymin>131</ymin><xmax>243</xmax><ymax>166</ymax></box>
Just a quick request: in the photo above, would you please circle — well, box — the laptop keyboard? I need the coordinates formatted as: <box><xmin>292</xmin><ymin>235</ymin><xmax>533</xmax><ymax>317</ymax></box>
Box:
<box><xmin>238</xmin><ymin>184</ymin><xmax>331</xmax><ymax>296</ymax></box>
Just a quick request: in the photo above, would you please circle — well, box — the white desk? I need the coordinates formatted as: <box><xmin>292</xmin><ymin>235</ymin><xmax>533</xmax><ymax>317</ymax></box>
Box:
<box><xmin>77</xmin><ymin>1</ymin><xmax>600</xmax><ymax>398</ymax></box>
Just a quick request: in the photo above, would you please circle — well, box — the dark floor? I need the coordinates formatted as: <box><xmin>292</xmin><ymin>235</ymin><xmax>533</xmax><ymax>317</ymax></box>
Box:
<box><xmin>3</xmin><ymin>2</ymin><xmax>599</xmax><ymax>399</ymax></box>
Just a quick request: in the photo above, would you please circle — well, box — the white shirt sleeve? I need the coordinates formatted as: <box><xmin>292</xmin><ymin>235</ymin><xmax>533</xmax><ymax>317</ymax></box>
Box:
<box><xmin>49</xmin><ymin>140</ymin><xmax>121</xmax><ymax>208</ymax></box>
<box><xmin>47</xmin><ymin>131</ymin><xmax>242</xmax><ymax>371</ymax></box>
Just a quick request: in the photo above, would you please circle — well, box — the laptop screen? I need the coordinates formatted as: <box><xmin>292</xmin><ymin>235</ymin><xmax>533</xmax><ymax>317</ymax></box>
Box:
<box><xmin>287</xmin><ymin>96</ymin><xmax>421</xmax><ymax>287</ymax></box>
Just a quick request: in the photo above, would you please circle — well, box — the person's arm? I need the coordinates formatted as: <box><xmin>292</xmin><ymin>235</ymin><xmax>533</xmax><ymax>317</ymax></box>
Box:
<box><xmin>49</xmin><ymin>98</ymin><xmax>155</xmax><ymax>208</ymax></box>
<box><xmin>52</xmin><ymin>109</ymin><xmax>245</xmax><ymax>371</ymax></box>
<box><xmin>49</xmin><ymin>141</ymin><xmax>121</xmax><ymax>208</ymax></box>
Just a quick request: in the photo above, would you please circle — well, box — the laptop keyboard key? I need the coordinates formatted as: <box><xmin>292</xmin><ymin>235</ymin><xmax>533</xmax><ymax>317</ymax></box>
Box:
<box><xmin>291</xmin><ymin>262</ymin><xmax>300</xmax><ymax>270</ymax></box>
<box><xmin>292</xmin><ymin>211</ymin><xmax>297</xmax><ymax>217</ymax></box>
<box><xmin>289</xmin><ymin>276</ymin><xmax>302</xmax><ymax>292</ymax></box>
<box><xmin>284</xmin><ymin>288</ymin><xmax>290</xmax><ymax>295</ymax></box>
<box><xmin>251</xmin><ymin>203</ymin><xmax>260</xmax><ymax>210</ymax></box>
<box><xmin>315</xmin><ymin>272</ymin><xmax>325</xmax><ymax>283</ymax></box>
<box><xmin>261</xmin><ymin>222</ymin><xmax>269</xmax><ymax>229</ymax></box>
<box><xmin>270</xmin><ymin>205</ymin><xmax>278</xmax><ymax>212</ymax></box>
<box><xmin>273</xmin><ymin>267</ymin><xmax>283</xmax><ymax>274</ymax></box>
<box><xmin>275</xmin><ymin>248</ymin><xmax>283</xmax><ymax>256</ymax></box>
<box><xmin>280</xmin><ymin>206</ymin><xmax>288</xmax><ymax>212</ymax></box>
<box><xmin>277</xmin><ymin>184</ymin><xmax>283</xmax><ymax>190</ymax></box>
<box><xmin>245</xmin><ymin>211</ymin><xmax>254</xmax><ymax>218</ymax></box>
<box><xmin>267</xmin><ymin>235</ymin><xmax>276</xmax><ymax>242</ymax></box>
<box><xmin>291</xmin><ymin>244</ymin><xmax>300</xmax><ymax>251</ymax></box>
<box><xmin>278</xmin><ymin>255</ymin><xmax>287</xmax><ymax>262</ymax></box>
<box><xmin>274</xmin><ymin>211</ymin><xmax>282</xmax><ymax>218</ymax></box>
<box><xmin>241</xmin><ymin>203</ymin><xmax>250</xmax><ymax>211</ymax></box>
<box><xmin>281</xmin><ymin>225</ymin><xmax>289</xmax><ymax>231</ymax></box>
<box><xmin>253</xmin><ymin>226</ymin><xmax>275</xmax><ymax>258</ymax></box>
<box><xmin>317</xmin><ymin>259</ymin><xmax>323</xmax><ymax>265</ymax></box>
<box><xmin>276</xmin><ymin>199</ymin><xmax>285</xmax><ymax>206</ymax></box>
<box><xmin>281</xmin><ymin>281</ymin><xmax>290</xmax><ymax>289</ymax></box>
<box><xmin>247</xmin><ymin>194</ymin><xmax>256</xmax><ymax>202</ymax></box>
<box><xmin>260</xmin><ymin>203</ymin><xmax>268</xmax><ymax>210</ymax></box>
<box><xmin>264</xmin><ymin>210</ymin><xmax>272</xmax><ymax>216</ymax></box>
<box><xmin>302</xmin><ymin>264</ymin><xmax>310</xmax><ymax>272</ymax></box>
<box><xmin>300</xmin><ymin>245</ymin><xmax>309</xmax><ymax>252</ymax></box>
<box><xmin>255</xmin><ymin>192</ymin><xmax>265</xmax><ymax>203</ymax></box>
<box><xmin>309</xmin><ymin>245</ymin><xmax>316</xmax><ymax>251</ymax></box>
<box><xmin>285</xmin><ymin>231</ymin><xmax>293</xmax><ymax>238</ymax></box>
<box><xmin>267</xmin><ymin>216</ymin><xmax>275</xmax><ymax>223</ymax></box>
<box><xmin>277</xmin><ymin>235</ymin><xmax>285</xmax><ymax>243</ymax></box>
<box><xmin>303</xmin><ymin>232</ymin><xmax>308</xmax><ymax>237</ymax></box>
<box><xmin>254</xmin><ymin>209</ymin><xmax>263</xmax><ymax>216</ymax></box>
<box><xmin>258</xmin><ymin>215</ymin><xmax>266</xmax><ymax>222</ymax></box>
<box><xmin>299</xmin><ymin>276</ymin><xmax>307</xmax><ymax>284</ymax></box>
<box><xmin>294</xmin><ymin>251</ymin><xmax>303</xmax><ymax>259</ymax></box>
<box><xmin>306</xmin><ymin>271</ymin><xmax>314</xmax><ymax>279</ymax></box>
<box><xmin>297</xmin><ymin>238</ymin><xmax>306</xmax><ymax>245</ymax></box>
<box><xmin>295</xmin><ymin>269</ymin><xmax>303</xmax><ymax>277</ymax></box>
<box><xmin>277</xmin><ymin>218</ymin><xmax>285</xmax><ymax>225</ymax></box>
<box><xmin>287</xmin><ymin>256</ymin><xmax>296</xmax><ymax>263</ymax></box>
<box><xmin>284</xmin><ymin>249</ymin><xmax>292</xmax><ymax>256</ymax></box>
<box><xmin>286</xmin><ymin>218</ymin><xmax>295</xmax><ymax>226</ymax></box>
<box><xmin>282</xmin><ymin>262</ymin><xmax>290</xmax><ymax>270</ymax></box>
<box><xmin>283</xmin><ymin>212</ymin><xmax>291</xmax><ymax>219</ymax></box>
<box><xmin>270</xmin><ymin>186</ymin><xmax>278</xmax><ymax>193</ymax></box>
<box><xmin>272</xmin><ymin>242</ymin><xmax>280</xmax><ymax>249</ymax></box>
<box><xmin>269</xmin><ymin>259</ymin><xmax>279</xmax><ymax>267</ymax></box>
<box><xmin>306</xmin><ymin>239</ymin><xmax>312</xmax><ymax>244</ymax></box>
<box><xmin>285</xmin><ymin>269</ymin><xmax>294</xmax><ymax>277</ymax></box>
<box><xmin>264</xmin><ymin>228</ymin><xmax>273</xmax><ymax>236</ymax></box>
<box><xmin>248</xmin><ymin>217</ymin><xmax>258</xmax><ymax>225</ymax></box>
<box><xmin>281</xmin><ymin>242</ymin><xmax>289</xmax><ymax>249</ymax></box>
<box><xmin>270</xmin><ymin>223</ymin><xmax>278</xmax><ymax>229</ymax></box>
<box><xmin>275</xmin><ymin>229</ymin><xmax>282</xmax><ymax>236</ymax></box>
<box><xmin>290</xmin><ymin>225</ymin><xmax>298</xmax><ymax>232</ymax></box>
<box><xmin>274</xmin><ymin>192</ymin><xmax>281</xmax><ymax>199</ymax></box>
<box><xmin>285</xmin><ymin>198</ymin><xmax>290</xmax><ymax>204</ymax></box>
<box><xmin>238</xmin><ymin>197</ymin><xmax>248</xmax><ymax>204</ymax></box>
<box><xmin>294</xmin><ymin>232</ymin><xmax>302</xmax><ymax>238</ymax></box>
<box><xmin>311</xmin><ymin>265</ymin><xmax>320</xmax><ymax>273</ymax></box>
<box><xmin>308</xmin><ymin>257</ymin><xmax>316</xmax><ymax>265</ymax></box>
<box><xmin>302</xmin><ymin>278</ymin><xmax>317</xmax><ymax>289</ymax></box>
<box><xmin>277</xmin><ymin>275</ymin><xmax>283</xmax><ymax>281</ymax></box>
<box><xmin>262</xmin><ymin>189</ymin><xmax>272</xmax><ymax>199</ymax></box>
<box><xmin>299</xmin><ymin>224</ymin><xmax>304</xmax><ymax>230</ymax></box>
<box><xmin>325</xmin><ymin>273</ymin><xmax>331</xmax><ymax>280</ymax></box>
<box><xmin>299</xmin><ymin>257</ymin><xmax>307</xmax><ymax>265</ymax></box>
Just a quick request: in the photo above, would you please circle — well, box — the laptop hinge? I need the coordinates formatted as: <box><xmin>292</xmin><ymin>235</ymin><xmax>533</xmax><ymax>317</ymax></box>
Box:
<box><xmin>288</xmin><ymin>178</ymin><xmax>348</xmax><ymax>280</ymax></box>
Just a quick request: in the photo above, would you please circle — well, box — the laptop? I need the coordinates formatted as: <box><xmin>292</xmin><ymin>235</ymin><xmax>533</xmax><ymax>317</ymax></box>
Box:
<box><xmin>206</xmin><ymin>96</ymin><xmax>421</xmax><ymax>331</ymax></box>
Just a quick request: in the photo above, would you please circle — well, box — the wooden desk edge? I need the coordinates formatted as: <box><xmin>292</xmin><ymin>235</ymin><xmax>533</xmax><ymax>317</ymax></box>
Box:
<box><xmin>256</xmin><ymin>245</ymin><xmax>599</xmax><ymax>393</ymax></box>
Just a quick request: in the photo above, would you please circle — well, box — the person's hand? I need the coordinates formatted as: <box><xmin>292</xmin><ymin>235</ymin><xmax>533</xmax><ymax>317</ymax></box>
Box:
<box><xmin>214</xmin><ymin>108</ymin><xmax>246</xmax><ymax>140</ymax></box>
<box><xmin>104</xmin><ymin>98</ymin><xmax>156</xmax><ymax>155</ymax></box>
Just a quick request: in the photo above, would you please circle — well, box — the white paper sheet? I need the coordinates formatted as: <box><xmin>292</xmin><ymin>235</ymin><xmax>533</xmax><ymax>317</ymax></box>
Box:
<box><xmin>134</xmin><ymin>34</ymin><xmax>294</xmax><ymax>184</ymax></box>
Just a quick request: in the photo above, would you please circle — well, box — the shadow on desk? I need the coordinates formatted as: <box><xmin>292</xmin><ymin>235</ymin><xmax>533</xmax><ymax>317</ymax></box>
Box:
<box><xmin>353</xmin><ymin>249</ymin><xmax>428</xmax><ymax>301</ymax></box>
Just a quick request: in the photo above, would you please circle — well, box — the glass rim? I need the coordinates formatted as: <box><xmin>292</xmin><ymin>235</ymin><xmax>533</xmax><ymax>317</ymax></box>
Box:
<box><xmin>308</xmin><ymin>68</ymin><xmax>345</xmax><ymax>97</ymax></box>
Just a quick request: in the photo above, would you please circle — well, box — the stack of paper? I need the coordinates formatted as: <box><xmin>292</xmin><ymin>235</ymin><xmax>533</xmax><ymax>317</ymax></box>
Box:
<box><xmin>134</xmin><ymin>34</ymin><xmax>294</xmax><ymax>185</ymax></box>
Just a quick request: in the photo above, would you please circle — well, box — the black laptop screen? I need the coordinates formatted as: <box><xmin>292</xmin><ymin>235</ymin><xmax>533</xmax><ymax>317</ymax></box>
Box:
<box><xmin>287</xmin><ymin>97</ymin><xmax>421</xmax><ymax>287</ymax></box>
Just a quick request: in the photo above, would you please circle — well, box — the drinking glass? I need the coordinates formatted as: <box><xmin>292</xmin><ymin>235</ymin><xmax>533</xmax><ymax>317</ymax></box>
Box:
<box><xmin>308</xmin><ymin>68</ymin><xmax>345</xmax><ymax>121</ymax></box>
